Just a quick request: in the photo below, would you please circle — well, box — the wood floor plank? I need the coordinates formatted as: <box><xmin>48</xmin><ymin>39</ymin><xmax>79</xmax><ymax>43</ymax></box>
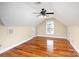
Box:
<box><xmin>0</xmin><ymin>36</ymin><xmax>79</xmax><ymax>57</ymax></box>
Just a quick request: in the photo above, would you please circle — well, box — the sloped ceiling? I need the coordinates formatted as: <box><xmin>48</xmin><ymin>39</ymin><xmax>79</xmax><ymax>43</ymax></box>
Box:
<box><xmin>53</xmin><ymin>2</ymin><xmax>79</xmax><ymax>26</ymax></box>
<box><xmin>0</xmin><ymin>2</ymin><xmax>79</xmax><ymax>26</ymax></box>
<box><xmin>0</xmin><ymin>2</ymin><xmax>44</xmax><ymax>26</ymax></box>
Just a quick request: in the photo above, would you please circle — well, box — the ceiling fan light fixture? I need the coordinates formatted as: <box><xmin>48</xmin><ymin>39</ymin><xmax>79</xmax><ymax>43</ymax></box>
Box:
<box><xmin>40</xmin><ymin>15</ymin><xmax>47</xmax><ymax>18</ymax></box>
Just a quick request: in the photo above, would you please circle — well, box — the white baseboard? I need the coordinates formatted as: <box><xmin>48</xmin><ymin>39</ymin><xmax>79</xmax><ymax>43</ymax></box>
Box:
<box><xmin>68</xmin><ymin>40</ymin><xmax>79</xmax><ymax>54</ymax></box>
<box><xmin>0</xmin><ymin>36</ymin><xmax>36</xmax><ymax>54</ymax></box>
<box><xmin>37</xmin><ymin>35</ymin><xmax>67</xmax><ymax>39</ymax></box>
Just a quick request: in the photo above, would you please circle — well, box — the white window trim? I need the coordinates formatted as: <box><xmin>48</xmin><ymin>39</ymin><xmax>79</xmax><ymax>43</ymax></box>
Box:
<box><xmin>46</xmin><ymin>20</ymin><xmax>54</xmax><ymax>35</ymax></box>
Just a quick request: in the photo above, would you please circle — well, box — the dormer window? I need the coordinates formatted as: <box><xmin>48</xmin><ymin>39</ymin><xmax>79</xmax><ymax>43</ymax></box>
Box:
<box><xmin>46</xmin><ymin>20</ymin><xmax>54</xmax><ymax>35</ymax></box>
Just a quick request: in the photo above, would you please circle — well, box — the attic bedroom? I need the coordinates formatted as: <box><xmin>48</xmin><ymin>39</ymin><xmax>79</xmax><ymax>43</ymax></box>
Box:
<box><xmin>0</xmin><ymin>2</ymin><xmax>79</xmax><ymax>57</ymax></box>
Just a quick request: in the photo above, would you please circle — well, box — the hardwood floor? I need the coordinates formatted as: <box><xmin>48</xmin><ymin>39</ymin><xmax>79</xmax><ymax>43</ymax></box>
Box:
<box><xmin>0</xmin><ymin>36</ymin><xmax>79</xmax><ymax>57</ymax></box>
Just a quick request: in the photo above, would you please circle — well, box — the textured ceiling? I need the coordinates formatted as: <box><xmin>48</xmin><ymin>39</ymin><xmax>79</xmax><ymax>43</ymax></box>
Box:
<box><xmin>0</xmin><ymin>2</ymin><xmax>79</xmax><ymax>26</ymax></box>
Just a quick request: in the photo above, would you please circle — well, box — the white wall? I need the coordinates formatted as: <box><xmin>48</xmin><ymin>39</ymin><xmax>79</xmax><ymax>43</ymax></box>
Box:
<box><xmin>67</xmin><ymin>26</ymin><xmax>79</xmax><ymax>53</ymax></box>
<box><xmin>0</xmin><ymin>26</ymin><xmax>36</xmax><ymax>51</ymax></box>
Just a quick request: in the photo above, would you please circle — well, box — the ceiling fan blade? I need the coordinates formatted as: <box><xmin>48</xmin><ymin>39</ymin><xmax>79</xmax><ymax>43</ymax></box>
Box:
<box><xmin>46</xmin><ymin>12</ymin><xmax>54</xmax><ymax>14</ymax></box>
<box><xmin>36</xmin><ymin>14</ymin><xmax>41</xmax><ymax>17</ymax></box>
<box><xmin>32</xmin><ymin>12</ymin><xmax>40</xmax><ymax>14</ymax></box>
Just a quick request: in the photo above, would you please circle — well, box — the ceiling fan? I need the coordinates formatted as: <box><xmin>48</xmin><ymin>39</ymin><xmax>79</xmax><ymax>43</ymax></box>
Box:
<box><xmin>33</xmin><ymin>8</ymin><xmax>54</xmax><ymax>17</ymax></box>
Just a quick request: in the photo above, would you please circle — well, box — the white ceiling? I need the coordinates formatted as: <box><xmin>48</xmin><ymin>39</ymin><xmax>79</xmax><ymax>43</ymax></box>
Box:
<box><xmin>53</xmin><ymin>2</ymin><xmax>79</xmax><ymax>26</ymax></box>
<box><xmin>0</xmin><ymin>2</ymin><xmax>79</xmax><ymax>26</ymax></box>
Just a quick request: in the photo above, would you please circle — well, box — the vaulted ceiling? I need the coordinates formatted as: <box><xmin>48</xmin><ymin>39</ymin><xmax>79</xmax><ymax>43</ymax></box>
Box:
<box><xmin>0</xmin><ymin>2</ymin><xmax>79</xmax><ymax>26</ymax></box>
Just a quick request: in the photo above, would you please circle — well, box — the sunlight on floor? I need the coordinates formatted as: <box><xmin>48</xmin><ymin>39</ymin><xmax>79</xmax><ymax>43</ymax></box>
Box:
<box><xmin>47</xmin><ymin>39</ymin><xmax>54</xmax><ymax>52</ymax></box>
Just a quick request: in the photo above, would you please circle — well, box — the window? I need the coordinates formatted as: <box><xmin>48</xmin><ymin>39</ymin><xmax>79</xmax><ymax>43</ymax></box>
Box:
<box><xmin>46</xmin><ymin>20</ymin><xmax>54</xmax><ymax>35</ymax></box>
